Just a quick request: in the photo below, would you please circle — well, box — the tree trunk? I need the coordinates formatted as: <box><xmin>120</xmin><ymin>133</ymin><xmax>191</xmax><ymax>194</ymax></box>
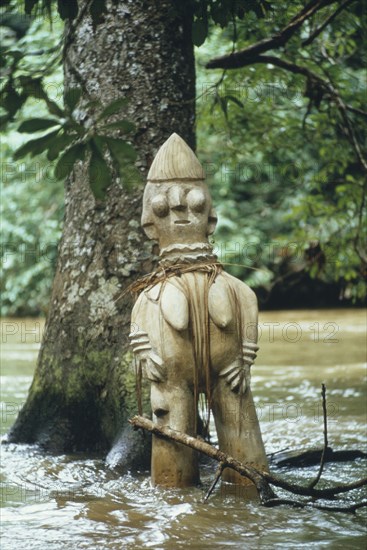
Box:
<box><xmin>8</xmin><ymin>0</ymin><xmax>195</xmax><ymax>466</ymax></box>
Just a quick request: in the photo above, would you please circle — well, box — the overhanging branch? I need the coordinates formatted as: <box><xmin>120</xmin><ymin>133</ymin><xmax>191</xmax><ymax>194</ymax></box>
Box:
<box><xmin>205</xmin><ymin>0</ymin><xmax>337</xmax><ymax>70</ymax></box>
<box><xmin>302</xmin><ymin>0</ymin><xmax>356</xmax><ymax>46</ymax></box>
<box><xmin>207</xmin><ymin>51</ymin><xmax>367</xmax><ymax>176</ymax></box>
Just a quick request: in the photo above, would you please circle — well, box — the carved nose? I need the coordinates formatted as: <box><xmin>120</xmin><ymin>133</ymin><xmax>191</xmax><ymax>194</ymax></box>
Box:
<box><xmin>169</xmin><ymin>186</ymin><xmax>187</xmax><ymax>212</ymax></box>
<box><xmin>171</xmin><ymin>203</ymin><xmax>186</xmax><ymax>212</ymax></box>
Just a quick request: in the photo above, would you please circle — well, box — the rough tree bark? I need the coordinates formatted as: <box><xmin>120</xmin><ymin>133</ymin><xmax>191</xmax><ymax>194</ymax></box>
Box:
<box><xmin>8</xmin><ymin>0</ymin><xmax>195</xmax><ymax>466</ymax></box>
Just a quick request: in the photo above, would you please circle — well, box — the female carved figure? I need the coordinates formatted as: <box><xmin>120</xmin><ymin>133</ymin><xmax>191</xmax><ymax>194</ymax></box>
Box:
<box><xmin>130</xmin><ymin>133</ymin><xmax>268</xmax><ymax>488</ymax></box>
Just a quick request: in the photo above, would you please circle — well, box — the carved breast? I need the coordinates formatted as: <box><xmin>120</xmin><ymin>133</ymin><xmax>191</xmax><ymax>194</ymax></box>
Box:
<box><xmin>160</xmin><ymin>282</ymin><xmax>189</xmax><ymax>331</ymax></box>
<box><xmin>208</xmin><ymin>276</ymin><xmax>234</xmax><ymax>329</ymax></box>
<box><xmin>131</xmin><ymin>272</ymin><xmax>244</xmax><ymax>382</ymax></box>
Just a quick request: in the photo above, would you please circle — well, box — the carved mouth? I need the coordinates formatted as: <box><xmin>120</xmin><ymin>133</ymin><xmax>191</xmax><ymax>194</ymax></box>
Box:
<box><xmin>174</xmin><ymin>220</ymin><xmax>190</xmax><ymax>225</ymax></box>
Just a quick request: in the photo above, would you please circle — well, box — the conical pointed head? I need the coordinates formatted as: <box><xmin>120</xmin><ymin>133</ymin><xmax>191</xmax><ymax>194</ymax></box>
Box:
<box><xmin>147</xmin><ymin>133</ymin><xmax>205</xmax><ymax>182</ymax></box>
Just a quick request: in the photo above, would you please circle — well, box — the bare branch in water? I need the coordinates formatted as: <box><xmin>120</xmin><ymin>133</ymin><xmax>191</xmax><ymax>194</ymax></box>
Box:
<box><xmin>130</xmin><ymin>383</ymin><xmax>367</xmax><ymax>514</ymax></box>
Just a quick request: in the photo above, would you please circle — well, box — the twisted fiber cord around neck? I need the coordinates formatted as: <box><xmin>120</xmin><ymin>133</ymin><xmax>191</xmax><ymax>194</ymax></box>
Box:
<box><xmin>127</xmin><ymin>261</ymin><xmax>223</xmax><ymax>297</ymax></box>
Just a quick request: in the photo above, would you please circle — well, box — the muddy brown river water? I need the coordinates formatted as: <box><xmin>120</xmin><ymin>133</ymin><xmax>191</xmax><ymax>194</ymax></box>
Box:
<box><xmin>1</xmin><ymin>310</ymin><xmax>366</xmax><ymax>549</ymax></box>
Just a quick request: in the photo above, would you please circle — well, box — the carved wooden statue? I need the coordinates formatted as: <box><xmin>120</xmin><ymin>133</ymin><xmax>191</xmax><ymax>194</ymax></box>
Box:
<box><xmin>130</xmin><ymin>133</ymin><xmax>268</xmax><ymax>488</ymax></box>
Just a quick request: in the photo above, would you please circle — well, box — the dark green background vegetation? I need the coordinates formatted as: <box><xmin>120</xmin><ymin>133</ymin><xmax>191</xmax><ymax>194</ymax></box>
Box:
<box><xmin>1</xmin><ymin>0</ymin><xmax>366</xmax><ymax>315</ymax></box>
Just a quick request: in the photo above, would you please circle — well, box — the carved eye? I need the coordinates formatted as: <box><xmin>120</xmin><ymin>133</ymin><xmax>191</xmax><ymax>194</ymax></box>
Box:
<box><xmin>151</xmin><ymin>194</ymin><xmax>169</xmax><ymax>217</ymax></box>
<box><xmin>187</xmin><ymin>188</ymin><xmax>206</xmax><ymax>213</ymax></box>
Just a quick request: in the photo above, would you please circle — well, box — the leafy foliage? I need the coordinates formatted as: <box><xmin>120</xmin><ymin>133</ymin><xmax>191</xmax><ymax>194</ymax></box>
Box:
<box><xmin>1</xmin><ymin>138</ymin><xmax>64</xmax><ymax>316</ymax></box>
<box><xmin>197</xmin><ymin>2</ymin><xmax>366</xmax><ymax>303</ymax></box>
<box><xmin>22</xmin><ymin>0</ymin><xmax>110</xmax><ymax>24</ymax></box>
<box><xmin>0</xmin><ymin>2</ymin><xmax>138</xmax><ymax>314</ymax></box>
<box><xmin>1</xmin><ymin>0</ymin><xmax>366</xmax><ymax>315</ymax></box>
<box><xmin>13</xmin><ymin>91</ymin><xmax>137</xmax><ymax>199</ymax></box>
<box><xmin>1</xmin><ymin>2</ymin><xmax>138</xmax><ymax>200</ymax></box>
<box><xmin>188</xmin><ymin>0</ymin><xmax>271</xmax><ymax>46</ymax></box>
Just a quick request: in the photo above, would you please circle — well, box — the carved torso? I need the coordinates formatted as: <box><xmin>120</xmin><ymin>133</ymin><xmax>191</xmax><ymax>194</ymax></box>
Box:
<box><xmin>131</xmin><ymin>271</ymin><xmax>258</xmax><ymax>392</ymax></box>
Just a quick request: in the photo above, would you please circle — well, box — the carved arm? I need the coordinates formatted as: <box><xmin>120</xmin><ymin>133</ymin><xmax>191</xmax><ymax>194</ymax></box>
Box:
<box><xmin>129</xmin><ymin>329</ymin><xmax>166</xmax><ymax>383</ymax></box>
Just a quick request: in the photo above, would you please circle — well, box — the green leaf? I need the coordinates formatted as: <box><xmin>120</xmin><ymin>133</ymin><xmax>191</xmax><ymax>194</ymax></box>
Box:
<box><xmin>29</xmin><ymin>84</ymin><xmax>65</xmax><ymax>118</ymax></box>
<box><xmin>92</xmin><ymin>135</ymin><xmax>105</xmax><ymax>153</ymax></box>
<box><xmin>192</xmin><ymin>17</ymin><xmax>208</xmax><ymax>47</ymax></box>
<box><xmin>0</xmin><ymin>115</ymin><xmax>10</xmax><ymax>131</ymax></box>
<box><xmin>1</xmin><ymin>84</ymin><xmax>27</xmax><ymax>118</ymax></box>
<box><xmin>64</xmin><ymin>88</ymin><xmax>82</xmax><ymax>113</ymax></box>
<box><xmin>98</xmin><ymin>97</ymin><xmax>129</xmax><ymax>120</ymax></box>
<box><xmin>104</xmin><ymin>138</ymin><xmax>138</xmax><ymax>191</ymax></box>
<box><xmin>219</xmin><ymin>96</ymin><xmax>228</xmax><ymax>119</ymax></box>
<box><xmin>62</xmin><ymin>119</ymin><xmax>85</xmax><ymax>135</ymax></box>
<box><xmin>100</xmin><ymin>120</ymin><xmax>135</xmax><ymax>133</ymax></box>
<box><xmin>0</xmin><ymin>1</ymin><xmax>12</xmax><ymax>8</ymax></box>
<box><xmin>17</xmin><ymin>75</ymin><xmax>41</xmax><ymax>96</ymax></box>
<box><xmin>8</xmin><ymin>49</ymin><xmax>24</xmax><ymax>62</ymax></box>
<box><xmin>14</xmin><ymin>130</ymin><xmax>60</xmax><ymax>160</ymax></box>
<box><xmin>225</xmin><ymin>95</ymin><xmax>244</xmax><ymax>109</ymax></box>
<box><xmin>57</xmin><ymin>0</ymin><xmax>78</xmax><ymax>20</ymax></box>
<box><xmin>25</xmin><ymin>0</ymin><xmax>39</xmax><ymax>15</ymax></box>
<box><xmin>89</xmin><ymin>141</ymin><xmax>112</xmax><ymax>200</ymax></box>
<box><xmin>90</xmin><ymin>0</ymin><xmax>107</xmax><ymax>29</ymax></box>
<box><xmin>1</xmin><ymin>14</ymin><xmax>31</xmax><ymax>38</ymax></box>
<box><xmin>17</xmin><ymin>118</ymin><xmax>61</xmax><ymax>133</ymax></box>
<box><xmin>105</xmin><ymin>137</ymin><xmax>137</xmax><ymax>162</ymax></box>
<box><xmin>47</xmin><ymin>133</ymin><xmax>78</xmax><ymax>161</ymax></box>
<box><xmin>210</xmin><ymin>5</ymin><xmax>228</xmax><ymax>28</ymax></box>
<box><xmin>54</xmin><ymin>143</ymin><xmax>86</xmax><ymax>180</ymax></box>
<box><xmin>120</xmin><ymin>165</ymin><xmax>142</xmax><ymax>191</ymax></box>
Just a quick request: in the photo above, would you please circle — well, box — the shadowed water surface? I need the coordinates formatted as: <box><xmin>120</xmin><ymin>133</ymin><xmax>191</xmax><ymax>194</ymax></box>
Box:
<box><xmin>1</xmin><ymin>310</ymin><xmax>366</xmax><ymax>549</ymax></box>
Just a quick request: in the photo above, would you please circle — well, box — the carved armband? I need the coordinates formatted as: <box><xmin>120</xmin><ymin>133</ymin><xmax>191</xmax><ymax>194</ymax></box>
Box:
<box><xmin>219</xmin><ymin>341</ymin><xmax>259</xmax><ymax>395</ymax></box>
<box><xmin>242</xmin><ymin>341</ymin><xmax>259</xmax><ymax>366</ymax></box>
<box><xmin>129</xmin><ymin>330</ymin><xmax>166</xmax><ymax>383</ymax></box>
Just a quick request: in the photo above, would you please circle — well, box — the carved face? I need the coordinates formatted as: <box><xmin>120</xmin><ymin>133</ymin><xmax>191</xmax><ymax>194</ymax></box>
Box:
<box><xmin>142</xmin><ymin>181</ymin><xmax>217</xmax><ymax>248</ymax></box>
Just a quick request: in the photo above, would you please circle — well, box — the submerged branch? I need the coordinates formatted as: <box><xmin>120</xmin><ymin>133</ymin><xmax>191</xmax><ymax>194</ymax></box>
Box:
<box><xmin>129</xmin><ymin>415</ymin><xmax>367</xmax><ymax>512</ymax></box>
<box><xmin>309</xmin><ymin>383</ymin><xmax>328</xmax><ymax>488</ymax></box>
<box><xmin>129</xmin><ymin>415</ymin><xmax>276</xmax><ymax>502</ymax></box>
<box><xmin>261</xmin><ymin>470</ymin><xmax>367</xmax><ymax>499</ymax></box>
<box><xmin>204</xmin><ymin>462</ymin><xmax>225</xmax><ymax>502</ymax></box>
<box><xmin>264</xmin><ymin>498</ymin><xmax>367</xmax><ymax>513</ymax></box>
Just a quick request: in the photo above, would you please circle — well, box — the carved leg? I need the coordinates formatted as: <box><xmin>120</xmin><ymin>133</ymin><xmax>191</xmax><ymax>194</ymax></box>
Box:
<box><xmin>212</xmin><ymin>378</ymin><xmax>268</xmax><ymax>487</ymax></box>
<box><xmin>150</xmin><ymin>382</ymin><xmax>200</xmax><ymax>487</ymax></box>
